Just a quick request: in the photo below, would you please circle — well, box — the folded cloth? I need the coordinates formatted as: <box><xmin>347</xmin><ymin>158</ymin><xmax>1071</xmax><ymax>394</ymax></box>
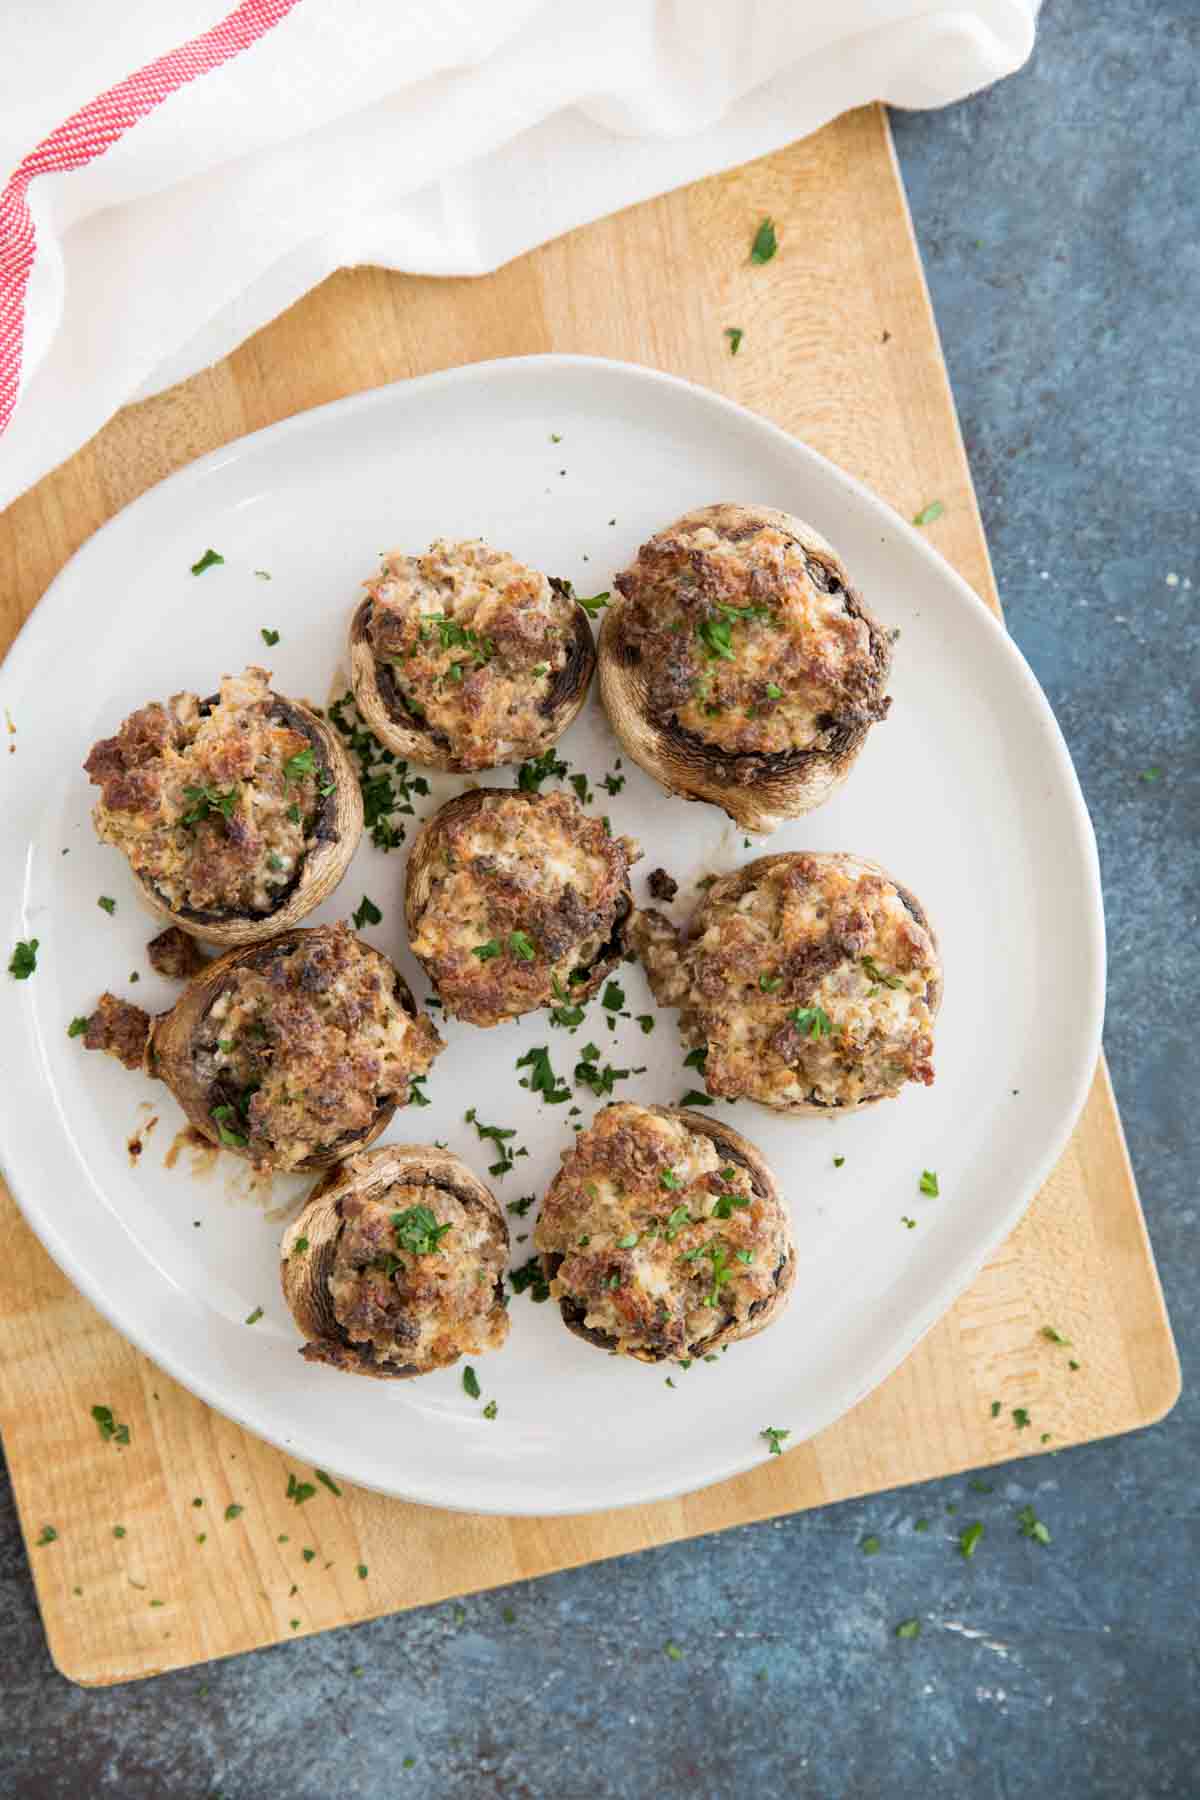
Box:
<box><xmin>0</xmin><ymin>0</ymin><xmax>1037</xmax><ymax>512</ymax></box>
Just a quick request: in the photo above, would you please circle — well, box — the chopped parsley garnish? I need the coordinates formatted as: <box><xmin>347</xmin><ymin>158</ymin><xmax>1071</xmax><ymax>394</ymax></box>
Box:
<box><xmin>664</xmin><ymin>1205</ymin><xmax>692</xmax><ymax>1240</ymax></box>
<box><xmin>260</xmin><ymin>627</ymin><xmax>280</xmax><ymax>646</ymax></box>
<box><xmin>211</xmin><ymin>1104</ymin><xmax>247</xmax><ymax>1149</ymax></box>
<box><xmin>913</xmin><ymin>1518</ymin><xmax>930</xmax><ymax>1533</ymax></box>
<box><xmin>749</xmin><ymin>217</ymin><xmax>778</xmax><ymax>264</ymax></box>
<box><xmin>1041</xmin><ymin>1326</ymin><xmax>1071</xmax><ymax>1345</ymax></box>
<box><xmin>8</xmin><ymin>938</ymin><xmax>38</xmax><ymax>979</ymax></box>
<box><xmin>601</xmin><ymin>979</ymin><xmax>625</xmax><ymax>1013</ymax></box>
<box><xmin>244</xmin><ymin>1306</ymin><xmax>264</xmax><ymax>1326</ymax></box>
<box><xmin>516</xmin><ymin>1045</ymin><xmax>571</xmax><ymax>1104</ymax></box>
<box><xmin>760</xmin><ymin>1425</ymin><xmax>790</xmax><ymax>1456</ymax></box>
<box><xmin>895</xmin><ymin>1618</ymin><xmax>921</xmax><ymax>1640</ymax></box>
<box><xmin>573</xmin><ymin>589</ymin><xmax>610</xmax><ymax>618</ymax></box>
<box><xmin>357</xmin><ymin>1564</ymin><xmax>368</xmax><ymax>1580</ymax></box>
<box><xmin>472</xmin><ymin>940</ymin><xmax>501</xmax><ymax>961</ymax></box>
<box><xmin>958</xmin><ymin>1521</ymin><xmax>984</xmax><ymax>1559</ymax></box>
<box><xmin>861</xmin><ymin>1535</ymin><xmax>881</xmax><ymax>1555</ymax></box>
<box><xmin>224</xmin><ymin>1504</ymin><xmax>244</xmax><ymax>1522</ymax></box>
<box><xmin>509</xmin><ymin>930</ymin><xmax>537</xmax><ymax>961</ymax></box>
<box><xmin>918</xmin><ymin>1169</ymin><xmax>939</xmax><ymax>1197</ymax></box>
<box><xmin>759</xmin><ymin>973</ymin><xmax>782</xmax><ymax>992</ymax></box>
<box><xmin>569</xmin><ymin>772</ymin><xmax>592</xmax><ymax>805</ymax></box>
<box><xmin>255</xmin><ymin>570</ymin><xmax>272</xmax><ymax>581</ymax></box>
<box><xmin>516</xmin><ymin>747</ymin><xmax>569</xmax><ymax>792</ymax></box>
<box><xmin>506</xmin><ymin>1195</ymin><xmax>536</xmax><ymax>1218</ymax></box>
<box><xmin>286</xmin><ymin>1474</ymin><xmax>317</xmax><ymax>1505</ymax></box>
<box><xmin>712</xmin><ymin>1189</ymin><xmax>750</xmax><ymax>1220</ymax></box>
<box><xmin>573</xmin><ymin>1046</ymin><xmax>631</xmax><ymax>1096</ymax></box>
<box><xmin>790</xmin><ymin>1005</ymin><xmax>833</xmax><ymax>1039</ymax></box>
<box><xmin>912</xmin><ymin>501</ymin><xmax>945</xmax><ymax>527</ymax></box>
<box><xmin>190</xmin><ymin>548</ymin><xmax>224</xmax><ymax>575</ymax></box>
<box><xmin>680</xmin><ymin>1089</ymin><xmax>714</xmax><ymax>1107</ymax></box>
<box><xmin>408</xmin><ymin>1074</ymin><xmax>431</xmax><ymax>1107</ymax></box>
<box><xmin>698</xmin><ymin>614</ymin><xmax>736</xmax><ymax>661</ymax></box>
<box><xmin>683</xmin><ymin>1047</ymin><xmax>708</xmax><ymax>1071</ymax></box>
<box><xmin>833</xmin><ymin>1155</ymin><xmax>845</xmax><ymax>1169</ymax></box>
<box><xmin>901</xmin><ymin>1215</ymin><xmax>917</xmax><ymax>1230</ymax></box>
<box><xmin>462</xmin><ymin>1366</ymin><xmax>481</xmax><ymax>1401</ymax></box>
<box><xmin>664</xmin><ymin>1641</ymin><xmax>685</xmax><ymax>1661</ymax></box>
<box><xmin>328</xmin><ymin>691</ymin><xmax>425</xmax><ymax>850</ymax></box>
<box><xmin>284</xmin><ymin>746</ymin><xmax>316</xmax><ymax>783</ymax></box>
<box><xmin>303</xmin><ymin>1548</ymin><xmax>316</xmax><ymax>1562</ymax></box>
<box><xmin>1017</xmin><ymin>1504</ymin><xmax>1051</xmax><ymax>1546</ymax></box>
<box><xmin>315</xmin><ymin>1469</ymin><xmax>342</xmax><ymax>1497</ymax></box>
<box><xmin>1138</xmin><ymin>766</ymin><xmax>1163</xmax><ymax>783</ymax></box>
<box><xmin>990</xmin><ymin>1401</ymin><xmax>1002</xmax><ymax>1418</ymax></box>
<box><xmin>36</xmin><ymin>1526</ymin><xmax>58</xmax><ymax>1546</ymax></box>
<box><xmin>1012</xmin><ymin>1407</ymin><xmax>1031</xmax><ymax>1430</ymax></box>
<box><xmin>616</xmin><ymin>1232</ymin><xmax>639</xmax><ymax>1249</ymax></box>
<box><xmin>68</xmin><ymin>1016</ymin><xmax>89</xmax><ymax>1038</ymax></box>
<box><xmin>181</xmin><ymin>782</ymin><xmax>239</xmax><ymax>826</ymax></box>
<box><xmin>113</xmin><ymin>1525</ymin><xmax>126</xmax><ymax>1538</ymax></box>
<box><xmin>660</xmin><ymin>1168</ymin><xmax>682</xmax><ymax>1191</ymax></box>
<box><xmin>636</xmin><ymin>1014</ymin><xmax>655</xmax><ymax>1034</ymax></box>
<box><xmin>724</xmin><ymin>327</ymin><xmax>744</xmax><ymax>355</ymax></box>
<box><xmin>765</xmin><ymin>682</ymin><xmax>783</xmax><ymax>700</ymax></box>
<box><xmin>510</xmin><ymin>1257</ymin><xmax>551</xmax><ymax>1302</ymax></box>
<box><xmin>97</xmin><ymin>895</ymin><xmax>117</xmax><ymax>915</ymax></box>
<box><xmin>602</xmin><ymin>770</ymin><xmax>626</xmax><ymax>795</ymax></box>
<box><xmin>292</xmin><ymin>1236</ymin><xmax>309</xmax><ymax>1255</ymax></box>
<box><xmin>91</xmin><ymin>1403</ymin><xmax>131</xmax><ymax>1446</ymax></box>
<box><xmin>465</xmin><ymin>1107</ymin><xmax>524</xmax><ymax>1176</ymax></box>
<box><xmin>352</xmin><ymin>895</ymin><xmax>382</xmax><ymax>929</ymax></box>
<box><xmin>392</xmin><ymin>1205</ymin><xmax>452</xmax><ymax>1255</ymax></box>
<box><xmin>548</xmin><ymin>976</ymin><xmax>587</xmax><ymax>1029</ymax></box>
<box><xmin>483</xmin><ymin>1399</ymin><xmax>498</xmax><ymax>1420</ymax></box>
<box><xmin>860</xmin><ymin>955</ymin><xmax>903</xmax><ymax>989</ymax></box>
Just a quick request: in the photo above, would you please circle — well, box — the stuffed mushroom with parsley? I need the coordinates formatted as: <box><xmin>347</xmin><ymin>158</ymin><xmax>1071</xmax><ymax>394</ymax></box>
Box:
<box><xmin>349</xmin><ymin>538</ymin><xmax>596</xmax><ymax>771</ymax></box>
<box><xmin>280</xmin><ymin>1145</ymin><xmax>509</xmax><ymax>1378</ymax></box>
<box><xmin>534</xmin><ymin>1102</ymin><xmax>795</xmax><ymax>1362</ymax></box>
<box><xmin>632</xmin><ymin>851</ymin><xmax>941</xmax><ymax>1115</ymax></box>
<box><xmin>84</xmin><ymin>666</ymin><xmax>362</xmax><ymax>946</ymax></box>
<box><xmin>82</xmin><ymin>922</ymin><xmax>443</xmax><ymax>1170</ymax></box>
<box><xmin>405</xmin><ymin>788</ymin><xmax>640</xmax><ymax>1027</ymax></box>
<box><xmin>597</xmin><ymin>504</ymin><xmax>892</xmax><ymax>832</ymax></box>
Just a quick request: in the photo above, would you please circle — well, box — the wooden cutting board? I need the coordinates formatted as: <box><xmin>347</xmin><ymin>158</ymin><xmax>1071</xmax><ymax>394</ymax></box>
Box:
<box><xmin>0</xmin><ymin>104</ymin><xmax>1178</xmax><ymax>1687</ymax></box>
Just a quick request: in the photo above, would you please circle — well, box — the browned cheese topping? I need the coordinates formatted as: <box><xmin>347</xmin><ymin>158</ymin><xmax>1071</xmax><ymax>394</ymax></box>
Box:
<box><xmin>195</xmin><ymin>926</ymin><xmax>442</xmax><ymax>1168</ymax></box>
<box><xmin>613</xmin><ymin>519</ymin><xmax>889</xmax><ymax>756</ymax></box>
<box><xmin>305</xmin><ymin>1170</ymin><xmax>508</xmax><ymax>1374</ymax></box>
<box><xmin>85</xmin><ymin>666</ymin><xmax>326</xmax><ymax>917</ymax></box>
<box><xmin>534</xmin><ymin>1103</ymin><xmax>791</xmax><ymax>1360</ymax></box>
<box><xmin>365</xmin><ymin>539</ymin><xmax>582</xmax><ymax>768</ymax></box>
<box><xmin>633</xmin><ymin>856</ymin><xmax>938</xmax><ymax>1109</ymax></box>
<box><xmin>409</xmin><ymin>791</ymin><xmax>639</xmax><ymax>1024</ymax></box>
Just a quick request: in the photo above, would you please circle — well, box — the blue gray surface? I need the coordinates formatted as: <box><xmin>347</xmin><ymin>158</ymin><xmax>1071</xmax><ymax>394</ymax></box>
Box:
<box><xmin>3</xmin><ymin>3</ymin><xmax>1197</xmax><ymax>1793</ymax></box>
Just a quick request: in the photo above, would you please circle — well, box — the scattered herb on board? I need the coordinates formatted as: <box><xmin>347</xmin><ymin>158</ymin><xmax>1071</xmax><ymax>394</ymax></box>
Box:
<box><xmin>311</xmin><ymin>1469</ymin><xmax>342</xmax><ymax>1500</ymax></box>
<box><xmin>286</xmin><ymin>1473</ymin><xmax>317</xmax><ymax>1505</ymax></box>
<box><xmin>749</xmin><ymin>217</ymin><xmax>778</xmax><ymax>264</ymax></box>
<box><xmin>990</xmin><ymin>1401</ymin><xmax>1002</xmax><ymax>1418</ymax></box>
<box><xmin>861</xmin><ymin>1535</ymin><xmax>881</xmax><ymax>1556</ymax></box>
<box><xmin>969</xmin><ymin>1479</ymin><xmax>994</xmax><ymax>1494</ymax></box>
<box><xmin>260</xmin><ymin>627</ymin><xmax>280</xmax><ymax>646</ymax></box>
<box><xmin>516</xmin><ymin>1045</ymin><xmax>571</xmax><ymax>1105</ymax></box>
<box><xmin>912</xmin><ymin>502</ymin><xmax>945</xmax><ymax>527</ymax></box>
<box><xmin>225</xmin><ymin>1504</ymin><xmax>244</xmax><ymax>1522</ymax></box>
<box><xmin>1041</xmin><ymin>1326</ymin><xmax>1071</xmax><ymax>1345</ymax></box>
<box><xmin>113</xmin><ymin>1525</ymin><xmax>126</xmax><ymax>1539</ymax></box>
<box><xmin>244</xmin><ymin>1306</ymin><xmax>264</xmax><ymax>1326</ymax></box>
<box><xmin>1012</xmin><ymin>1408</ymin><xmax>1032</xmax><ymax>1431</ymax></box>
<box><xmin>1138</xmin><ymin>766</ymin><xmax>1163</xmax><ymax>783</ymax></box>
<box><xmin>68</xmin><ymin>1016</ymin><xmax>89</xmax><ymax>1037</ymax></box>
<box><xmin>760</xmin><ymin>1425</ymin><xmax>790</xmax><ymax>1456</ymax></box>
<box><xmin>510</xmin><ymin>1257</ymin><xmax>551</xmax><ymax>1303</ymax></box>
<box><xmin>91</xmin><ymin>1404</ymin><xmax>131</xmax><ymax>1446</ymax></box>
<box><xmin>913</xmin><ymin>1518</ymin><xmax>930</xmax><ymax>1533</ymax></box>
<box><xmin>895</xmin><ymin>1618</ymin><xmax>921</xmax><ymax>1640</ymax></box>
<box><xmin>516</xmin><ymin>746</ymin><xmax>569</xmax><ymax>792</ymax></box>
<box><xmin>1017</xmin><ymin>1504</ymin><xmax>1051</xmax><ymax>1546</ymax></box>
<box><xmin>664</xmin><ymin>1641</ymin><xmax>685</xmax><ymax>1661</ymax></box>
<box><xmin>356</xmin><ymin>1564</ymin><xmax>368</xmax><ymax>1580</ymax></box>
<box><xmin>462</xmin><ymin>1366</ymin><xmax>481</xmax><ymax>1401</ymax></box>
<box><xmin>919</xmin><ymin>1170</ymin><xmax>939</xmax><ymax>1197</ymax></box>
<box><xmin>724</xmin><ymin>327</ymin><xmax>744</xmax><ymax>355</ymax></box>
<box><xmin>352</xmin><ymin>895</ymin><xmax>382</xmax><ymax>929</ymax></box>
<box><xmin>97</xmin><ymin>895</ymin><xmax>116</xmax><ymax>915</ymax></box>
<box><xmin>958</xmin><ymin>1522</ymin><xmax>984</xmax><ymax>1560</ymax></box>
<box><xmin>303</xmin><ymin>1547</ymin><xmax>316</xmax><ymax>1562</ymax></box>
<box><xmin>36</xmin><ymin>1526</ymin><xmax>58</xmax><ymax>1546</ymax></box>
<box><xmin>190</xmin><ymin>548</ymin><xmax>224</xmax><ymax>575</ymax></box>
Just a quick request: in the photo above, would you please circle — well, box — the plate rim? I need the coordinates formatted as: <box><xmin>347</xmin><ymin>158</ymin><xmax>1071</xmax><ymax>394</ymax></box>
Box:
<box><xmin>0</xmin><ymin>353</ymin><xmax>1105</xmax><ymax>1515</ymax></box>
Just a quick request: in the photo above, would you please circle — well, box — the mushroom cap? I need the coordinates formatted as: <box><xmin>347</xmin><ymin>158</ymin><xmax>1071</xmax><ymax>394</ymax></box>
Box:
<box><xmin>598</xmin><ymin>502</ymin><xmax>892</xmax><ymax>833</ymax></box>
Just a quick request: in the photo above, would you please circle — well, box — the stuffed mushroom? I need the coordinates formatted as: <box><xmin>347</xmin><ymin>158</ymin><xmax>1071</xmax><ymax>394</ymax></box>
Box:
<box><xmin>349</xmin><ymin>538</ymin><xmax>595</xmax><ymax>771</ymax></box>
<box><xmin>82</xmin><ymin>922</ymin><xmax>443</xmax><ymax>1170</ymax></box>
<box><xmin>598</xmin><ymin>503</ymin><xmax>892</xmax><ymax>832</ymax></box>
<box><xmin>280</xmin><ymin>1145</ymin><xmax>509</xmax><ymax>1379</ymax></box>
<box><xmin>405</xmin><ymin>788</ymin><xmax>640</xmax><ymax>1026</ymax></box>
<box><xmin>84</xmin><ymin>666</ymin><xmax>362</xmax><ymax>946</ymax></box>
<box><xmin>632</xmin><ymin>851</ymin><xmax>941</xmax><ymax>1114</ymax></box>
<box><xmin>534</xmin><ymin>1102</ymin><xmax>795</xmax><ymax>1362</ymax></box>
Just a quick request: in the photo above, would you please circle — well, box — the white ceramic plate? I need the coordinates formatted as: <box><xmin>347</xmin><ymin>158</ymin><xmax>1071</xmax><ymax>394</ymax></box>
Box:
<box><xmin>0</xmin><ymin>356</ymin><xmax>1103</xmax><ymax>1515</ymax></box>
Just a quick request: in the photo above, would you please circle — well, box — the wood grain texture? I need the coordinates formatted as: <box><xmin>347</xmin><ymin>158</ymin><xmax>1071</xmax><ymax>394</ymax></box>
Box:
<box><xmin>0</xmin><ymin>104</ymin><xmax>1178</xmax><ymax>1687</ymax></box>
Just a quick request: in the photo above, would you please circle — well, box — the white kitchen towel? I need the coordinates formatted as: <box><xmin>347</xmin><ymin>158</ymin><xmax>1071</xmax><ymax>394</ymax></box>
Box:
<box><xmin>0</xmin><ymin>1</ymin><xmax>1037</xmax><ymax>512</ymax></box>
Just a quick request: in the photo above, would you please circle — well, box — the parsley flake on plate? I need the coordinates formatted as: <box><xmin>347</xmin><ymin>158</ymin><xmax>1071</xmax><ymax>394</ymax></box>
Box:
<box><xmin>190</xmin><ymin>548</ymin><xmax>224</xmax><ymax>575</ymax></box>
<box><xmin>919</xmin><ymin>1169</ymin><xmax>939</xmax><ymax>1197</ymax></box>
<box><xmin>68</xmin><ymin>1016</ymin><xmax>89</xmax><ymax>1037</ymax></box>
<box><xmin>760</xmin><ymin>1425</ymin><xmax>790</xmax><ymax>1456</ymax></box>
<box><xmin>244</xmin><ymin>1306</ymin><xmax>263</xmax><ymax>1326</ymax></box>
<box><xmin>97</xmin><ymin>895</ymin><xmax>116</xmax><ymax>915</ymax></box>
<box><xmin>260</xmin><ymin>627</ymin><xmax>280</xmax><ymax>646</ymax></box>
<box><xmin>284</xmin><ymin>746</ymin><xmax>316</xmax><ymax>783</ymax></box>
<box><xmin>462</xmin><ymin>1366</ymin><xmax>481</xmax><ymax>1401</ymax></box>
<box><xmin>508</xmin><ymin>930</ymin><xmax>537</xmax><ymax>961</ymax></box>
<box><xmin>352</xmin><ymin>895</ymin><xmax>382</xmax><ymax>929</ymax></box>
<box><xmin>516</xmin><ymin>1045</ymin><xmax>571</xmax><ymax>1105</ymax></box>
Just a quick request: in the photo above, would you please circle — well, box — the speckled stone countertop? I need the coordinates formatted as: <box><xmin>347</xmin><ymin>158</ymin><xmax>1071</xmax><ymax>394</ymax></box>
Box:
<box><xmin>2</xmin><ymin>4</ymin><xmax>1196</xmax><ymax>1794</ymax></box>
